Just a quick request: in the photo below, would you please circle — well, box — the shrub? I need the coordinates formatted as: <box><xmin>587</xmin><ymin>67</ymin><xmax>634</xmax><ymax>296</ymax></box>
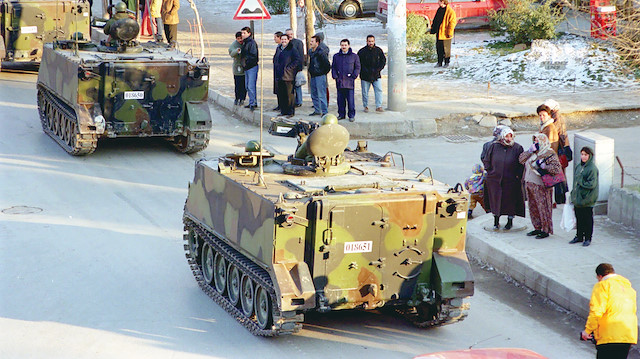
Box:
<box><xmin>264</xmin><ymin>0</ymin><xmax>289</xmax><ymax>14</ymax></box>
<box><xmin>406</xmin><ymin>13</ymin><xmax>437</xmax><ymax>62</ymax></box>
<box><xmin>488</xmin><ymin>0</ymin><xmax>565</xmax><ymax>45</ymax></box>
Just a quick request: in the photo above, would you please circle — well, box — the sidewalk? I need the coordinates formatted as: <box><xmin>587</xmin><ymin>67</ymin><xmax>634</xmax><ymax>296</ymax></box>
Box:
<box><xmin>466</xmin><ymin>210</ymin><xmax>640</xmax><ymax>335</ymax></box>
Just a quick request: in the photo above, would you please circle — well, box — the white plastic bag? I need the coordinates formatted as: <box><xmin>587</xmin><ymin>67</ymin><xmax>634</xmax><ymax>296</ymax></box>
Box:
<box><xmin>295</xmin><ymin>71</ymin><xmax>307</xmax><ymax>87</ymax></box>
<box><xmin>561</xmin><ymin>202</ymin><xmax>576</xmax><ymax>232</ymax></box>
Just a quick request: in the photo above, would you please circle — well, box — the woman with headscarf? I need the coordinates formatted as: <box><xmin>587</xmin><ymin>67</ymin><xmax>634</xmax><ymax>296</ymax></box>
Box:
<box><xmin>519</xmin><ymin>133</ymin><xmax>563</xmax><ymax>239</ymax></box>
<box><xmin>482</xmin><ymin>127</ymin><xmax>525</xmax><ymax>230</ymax></box>
<box><xmin>569</xmin><ymin>146</ymin><xmax>599</xmax><ymax>247</ymax></box>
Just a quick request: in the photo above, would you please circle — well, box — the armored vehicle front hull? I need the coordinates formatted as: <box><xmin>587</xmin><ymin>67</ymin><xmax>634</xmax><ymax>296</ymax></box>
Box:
<box><xmin>0</xmin><ymin>0</ymin><xmax>90</xmax><ymax>67</ymax></box>
<box><xmin>37</xmin><ymin>42</ymin><xmax>211</xmax><ymax>155</ymax></box>
<box><xmin>183</xmin><ymin>149</ymin><xmax>474</xmax><ymax>335</ymax></box>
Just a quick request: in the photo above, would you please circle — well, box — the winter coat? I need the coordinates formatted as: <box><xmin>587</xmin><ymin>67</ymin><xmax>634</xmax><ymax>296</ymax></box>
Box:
<box><xmin>308</xmin><ymin>45</ymin><xmax>330</xmax><ymax>77</ymax></box>
<box><xmin>161</xmin><ymin>0</ymin><xmax>179</xmax><ymax>25</ymax></box>
<box><xmin>275</xmin><ymin>42</ymin><xmax>302</xmax><ymax>82</ymax></box>
<box><xmin>519</xmin><ymin>149</ymin><xmax>562</xmax><ymax>186</ymax></box>
<box><xmin>482</xmin><ymin>141</ymin><xmax>526</xmax><ymax>217</ymax></box>
<box><xmin>331</xmin><ymin>48</ymin><xmax>360</xmax><ymax>89</ymax></box>
<box><xmin>585</xmin><ymin>274</ymin><xmax>637</xmax><ymax>345</ymax></box>
<box><xmin>357</xmin><ymin>45</ymin><xmax>386</xmax><ymax>82</ymax></box>
<box><xmin>228</xmin><ymin>40</ymin><xmax>244</xmax><ymax>76</ymax></box>
<box><xmin>541</xmin><ymin>121</ymin><xmax>560</xmax><ymax>153</ymax></box>
<box><xmin>290</xmin><ymin>38</ymin><xmax>305</xmax><ymax>66</ymax></box>
<box><xmin>431</xmin><ymin>5</ymin><xmax>456</xmax><ymax>40</ymax></box>
<box><xmin>571</xmin><ymin>152</ymin><xmax>599</xmax><ymax>207</ymax></box>
<box><xmin>273</xmin><ymin>45</ymin><xmax>283</xmax><ymax>94</ymax></box>
<box><xmin>552</xmin><ymin>111</ymin><xmax>568</xmax><ymax>147</ymax></box>
<box><xmin>150</xmin><ymin>0</ymin><xmax>162</xmax><ymax>18</ymax></box>
<box><xmin>241</xmin><ymin>37</ymin><xmax>259</xmax><ymax>70</ymax></box>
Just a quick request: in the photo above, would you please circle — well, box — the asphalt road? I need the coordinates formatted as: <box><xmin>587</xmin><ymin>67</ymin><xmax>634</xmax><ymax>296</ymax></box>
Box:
<box><xmin>0</xmin><ymin>69</ymin><xmax>604</xmax><ymax>358</ymax></box>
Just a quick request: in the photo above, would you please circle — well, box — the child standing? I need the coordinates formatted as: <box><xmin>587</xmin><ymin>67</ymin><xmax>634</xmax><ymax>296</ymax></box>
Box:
<box><xmin>464</xmin><ymin>164</ymin><xmax>487</xmax><ymax>219</ymax></box>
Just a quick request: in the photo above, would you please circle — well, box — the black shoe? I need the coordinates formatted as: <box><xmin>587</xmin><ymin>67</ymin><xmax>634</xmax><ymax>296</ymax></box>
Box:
<box><xmin>244</xmin><ymin>104</ymin><xmax>251</xmax><ymax>108</ymax></box>
<box><xmin>435</xmin><ymin>63</ymin><xmax>443</xmax><ymax>68</ymax></box>
<box><xmin>504</xmin><ymin>218</ymin><xmax>513</xmax><ymax>230</ymax></box>
<box><xmin>234</xmin><ymin>99</ymin><xmax>238</xmax><ymax>106</ymax></box>
<box><xmin>337</xmin><ymin>116</ymin><xmax>346</xmax><ymax>120</ymax></box>
<box><xmin>348</xmin><ymin>117</ymin><xmax>355</xmax><ymax>122</ymax></box>
<box><xmin>582</xmin><ymin>239</ymin><xmax>591</xmax><ymax>247</ymax></box>
<box><xmin>309</xmin><ymin>112</ymin><xmax>321</xmax><ymax>116</ymax></box>
<box><xmin>443</xmin><ymin>63</ymin><xmax>449</xmax><ymax>68</ymax></box>
<box><xmin>295</xmin><ymin>103</ymin><xmax>302</xmax><ymax>108</ymax></box>
<box><xmin>535</xmin><ymin>232</ymin><xmax>549</xmax><ymax>239</ymax></box>
<box><xmin>527</xmin><ymin>230</ymin><xmax>542</xmax><ymax>236</ymax></box>
<box><xmin>493</xmin><ymin>216</ymin><xmax>500</xmax><ymax>230</ymax></box>
<box><xmin>272</xmin><ymin>106</ymin><xmax>280</xmax><ymax>111</ymax></box>
<box><xmin>249</xmin><ymin>105</ymin><xmax>256</xmax><ymax>111</ymax></box>
<box><xmin>569</xmin><ymin>237</ymin><xmax>583</xmax><ymax>244</ymax></box>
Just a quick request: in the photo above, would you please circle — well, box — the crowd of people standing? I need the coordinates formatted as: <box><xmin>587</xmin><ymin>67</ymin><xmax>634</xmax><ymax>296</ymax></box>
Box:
<box><xmin>228</xmin><ymin>30</ymin><xmax>386</xmax><ymax>121</ymax></box>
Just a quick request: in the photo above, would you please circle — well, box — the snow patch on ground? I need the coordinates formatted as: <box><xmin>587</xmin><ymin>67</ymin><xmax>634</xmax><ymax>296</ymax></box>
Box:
<box><xmin>410</xmin><ymin>34</ymin><xmax>637</xmax><ymax>90</ymax></box>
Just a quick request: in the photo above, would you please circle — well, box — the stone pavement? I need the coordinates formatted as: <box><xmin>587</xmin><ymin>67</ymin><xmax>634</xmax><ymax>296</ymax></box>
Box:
<box><xmin>466</xmin><ymin>209</ymin><xmax>640</xmax><ymax>338</ymax></box>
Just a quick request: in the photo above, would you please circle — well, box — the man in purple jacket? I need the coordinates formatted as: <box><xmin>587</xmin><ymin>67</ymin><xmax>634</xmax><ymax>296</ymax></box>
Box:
<box><xmin>332</xmin><ymin>39</ymin><xmax>360</xmax><ymax>122</ymax></box>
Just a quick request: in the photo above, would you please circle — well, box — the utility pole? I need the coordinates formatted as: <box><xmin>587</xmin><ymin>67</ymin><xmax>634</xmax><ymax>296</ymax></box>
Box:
<box><xmin>387</xmin><ymin>0</ymin><xmax>407</xmax><ymax>111</ymax></box>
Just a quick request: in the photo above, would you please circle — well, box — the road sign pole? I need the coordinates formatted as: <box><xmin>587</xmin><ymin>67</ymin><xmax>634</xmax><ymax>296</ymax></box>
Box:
<box><xmin>259</xmin><ymin>18</ymin><xmax>264</xmax><ymax>185</ymax></box>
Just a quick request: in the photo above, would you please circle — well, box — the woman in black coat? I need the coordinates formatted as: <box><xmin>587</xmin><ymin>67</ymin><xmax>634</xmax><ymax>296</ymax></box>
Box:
<box><xmin>482</xmin><ymin>127</ymin><xmax>526</xmax><ymax>230</ymax></box>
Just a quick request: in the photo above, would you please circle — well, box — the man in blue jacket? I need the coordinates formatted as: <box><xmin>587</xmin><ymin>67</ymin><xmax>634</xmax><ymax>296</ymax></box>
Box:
<box><xmin>275</xmin><ymin>34</ymin><xmax>302</xmax><ymax>117</ymax></box>
<box><xmin>332</xmin><ymin>39</ymin><xmax>360</xmax><ymax>122</ymax></box>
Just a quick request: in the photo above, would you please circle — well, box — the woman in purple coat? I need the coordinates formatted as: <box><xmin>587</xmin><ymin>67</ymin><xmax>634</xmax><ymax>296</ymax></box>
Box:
<box><xmin>482</xmin><ymin>127</ymin><xmax>526</xmax><ymax>230</ymax></box>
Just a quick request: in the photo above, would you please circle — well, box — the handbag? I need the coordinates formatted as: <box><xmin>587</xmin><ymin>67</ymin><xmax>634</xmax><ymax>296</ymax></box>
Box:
<box><xmin>541</xmin><ymin>170</ymin><xmax>566</xmax><ymax>187</ymax></box>
<box><xmin>558</xmin><ymin>145</ymin><xmax>573</xmax><ymax>162</ymax></box>
<box><xmin>295</xmin><ymin>71</ymin><xmax>307</xmax><ymax>87</ymax></box>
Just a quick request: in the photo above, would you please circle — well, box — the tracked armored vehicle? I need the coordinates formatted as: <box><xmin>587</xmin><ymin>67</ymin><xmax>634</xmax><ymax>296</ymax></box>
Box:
<box><xmin>183</xmin><ymin>118</ymin><xmax>474</xmax><ymax>336</ymax></box>
<box><xmin>36</xmin><ymin>2</ymin><xmax>211</xmax><ymax>155</ymax></box>
<box><xmin>0</xmin><ymin>0</ymin><xmax>91</xmax><ymax>68</ymax></box>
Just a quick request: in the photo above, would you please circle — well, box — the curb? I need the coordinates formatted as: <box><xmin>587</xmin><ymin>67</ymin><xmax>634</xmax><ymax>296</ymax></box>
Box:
<box><xmin>208</xmin><ymin>88</ymin><xmax>437</xmax><ymax>139</ymax></box>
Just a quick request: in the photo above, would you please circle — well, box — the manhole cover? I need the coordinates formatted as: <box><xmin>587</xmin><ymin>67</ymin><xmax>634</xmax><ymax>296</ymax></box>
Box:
<box><xmin>2</xmin><ymin>206</ymin><xmax>43</xmax><ymax>215</ymax></box>
<box><xmin>444</xmin><ymin>135</ymin><xmax>473</xmax><ymax>143</ymax></box>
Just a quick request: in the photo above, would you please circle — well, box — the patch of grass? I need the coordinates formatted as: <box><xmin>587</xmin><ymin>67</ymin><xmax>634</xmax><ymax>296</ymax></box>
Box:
<box><xmin>485</xmin><ymin>41</ymin><xmax>527</xmax><ymax>55</ymax></box>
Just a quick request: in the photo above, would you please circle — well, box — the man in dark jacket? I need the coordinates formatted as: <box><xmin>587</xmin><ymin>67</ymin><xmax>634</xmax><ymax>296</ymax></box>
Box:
<box><xmin>357</xmin><ymin>35</ymin><xmax>386</xmax><ymax>113</ymax></box>
<box><xmin>308</xmin><ymin>35</ymin><xmax>330</xmax><ymax>116</ymax></box>
<box><xmin>332</xmin><ymin>39</ymin><xmax>360</xmax><ymax>122</ymax></box>
<box><xmin>285</xmin><ymin>28</ymin><xmax>305</xmax><ymax>107</ymax></box>
<box><xmin>275</xmin><ymin>34</ymin><xmax>302</xmax><ymax>117</ymax></box>
<box><xmin>272</xmin><ymin>31</ymin><xmax>284</xmax><ymax>111</ymax></box>
<box><xmin>240</xmin><ymin>26</ymin><xmax>259</xmax><ymax>111</ymax></box>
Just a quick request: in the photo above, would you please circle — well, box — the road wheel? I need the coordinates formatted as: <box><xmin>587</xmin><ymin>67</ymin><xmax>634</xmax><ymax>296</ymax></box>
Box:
<box><xmin>201</xmin><ymin>242</ymin><xmax>215</xmax><ymax>285</ymax></box>
<box><xmin>227</xmin><ymin>264</ymin><xmax>241</xmax><ymax>306</ymax></box>
<box><xmin>213</xmin><ymin>252</ymin><xmax>227</xmax><ymax>295</ymax></box>
<box><xmin>338</xmin><ymin>0</ymin><xmax>360</xmax><ymax>18</ymax></box>
<box><xmin>240</xmin><ymin>274</ymin><xmax>255</xmax><ymax>317</ymax></box>
<box><xmin>255</xmin><ymin>285</ymin><xmax>272</xmax><ymax>329</ymax></box>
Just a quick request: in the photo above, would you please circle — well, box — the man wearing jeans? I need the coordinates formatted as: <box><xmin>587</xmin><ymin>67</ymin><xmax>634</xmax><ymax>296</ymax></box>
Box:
<box><xmin>307</xmin><ymin>35</ymin><xmax>330</xmax><ymax>116</ymax></box>
<box><xmin>357</xmin><ymin>35</ymin><xmax>386</xmax><ymax>113</ymax></box>
<box><xmin>240</xmin><ymin>27</ymin><xmax>259</xmax><ymax>111</ymax></box>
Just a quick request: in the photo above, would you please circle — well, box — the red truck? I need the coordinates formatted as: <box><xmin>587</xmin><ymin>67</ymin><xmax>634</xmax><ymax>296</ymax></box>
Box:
<box><xmin>376</xmin><ymin>0</ymin><xmax>506</xmax><ymax>29</ymax></box>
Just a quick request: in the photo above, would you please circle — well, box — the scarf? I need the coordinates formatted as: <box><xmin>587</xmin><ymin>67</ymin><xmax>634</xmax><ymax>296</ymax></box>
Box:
<box><xmin>498</xmin><ymin>127</ymin><xmax>515</xmax><ymax>147</ymax></box>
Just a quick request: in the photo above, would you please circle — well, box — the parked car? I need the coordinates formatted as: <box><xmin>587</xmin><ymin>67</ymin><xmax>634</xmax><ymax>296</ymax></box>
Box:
<box><xmin>319</xmin><ymin>0</ymin><xmax>378</xmax><ymax>18</ymax></box>
<box><xmin>376</xmin><ymin>0</ymin><xmax>506</xmax><ymax>29</ymax></box>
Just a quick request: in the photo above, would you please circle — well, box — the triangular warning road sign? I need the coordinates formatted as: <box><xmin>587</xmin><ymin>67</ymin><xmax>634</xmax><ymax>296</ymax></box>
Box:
<box><xmin>233</xmin><ymin>0</ymin><xmax>271</xmax><ymax>20</ymax></box>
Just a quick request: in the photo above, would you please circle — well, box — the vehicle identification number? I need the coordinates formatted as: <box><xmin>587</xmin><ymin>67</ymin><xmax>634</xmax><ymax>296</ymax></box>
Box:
<box><xmin>124</xmin><ymin>91</ymin><xmax>145</xmax><ymax>100</ymax></box>
<box><xmin>344</xmin><ymin>241</ymin><xmax>372</xmax><ymax>254</ymax></box>
<box><xmin>21</xmin><ymin>26</ymin><xmax>37</xmax><ymax>34</ymax></box>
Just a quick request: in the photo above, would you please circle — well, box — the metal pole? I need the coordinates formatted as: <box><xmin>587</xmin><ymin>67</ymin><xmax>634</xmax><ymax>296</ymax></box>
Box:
<box><xmin>387</xmin><ymin>0</ymin><xmax>407</xmax><ymax>111</ymax></box>
<box><xmin>259</xmin><ymin>18</ymin><xmax>265</xmax><ymax>186</ymax></box>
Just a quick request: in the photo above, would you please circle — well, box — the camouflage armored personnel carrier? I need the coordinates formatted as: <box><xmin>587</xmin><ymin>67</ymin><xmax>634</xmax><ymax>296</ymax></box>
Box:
<box><xmin>36</xmin><ymin>1</ymin><xmax>211</xmax><ymax>155</ymax></box>
<box><xmin>0</xmin><ymin>0</ymin><xmax>91</xmax><ymax>68</ymax></box>
<box><xmin>182</xmin><ymin>117</ymin><xmax>474</xmax><ymax>336</ymax></box>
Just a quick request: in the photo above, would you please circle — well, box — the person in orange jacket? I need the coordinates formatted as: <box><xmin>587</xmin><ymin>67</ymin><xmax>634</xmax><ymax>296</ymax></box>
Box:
<box><xmin>429</xmin><ymin>0</ymin><xmax>456</xmax><ymax>68</ymax></box>
<box><xmin>581</xmin><ymin>263</ymin><xmax>638</xmax><ymax>358</ymax></box>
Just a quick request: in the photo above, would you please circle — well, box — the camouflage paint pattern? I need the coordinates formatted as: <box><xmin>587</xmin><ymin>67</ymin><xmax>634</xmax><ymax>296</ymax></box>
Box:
<box><xmin>184</xmin><ymin>148</ymin><xmax>475</xmax><ymax>314</ymax></box>
<box><xmin>38</xmin><ymin>42</ymin><xmax>211</xmax><ymax>137</ymax></box>
<box><xmin>0</xmin><ymin>0</ymin><xmax>91</xmax><ymax>63</ymax></box>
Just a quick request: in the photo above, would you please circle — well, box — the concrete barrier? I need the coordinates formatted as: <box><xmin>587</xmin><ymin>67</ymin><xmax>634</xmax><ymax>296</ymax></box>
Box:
<box><xmin>607</xmin><ymin>187</ymin><xmax>640</xmax><ymax>231</ymax></box>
